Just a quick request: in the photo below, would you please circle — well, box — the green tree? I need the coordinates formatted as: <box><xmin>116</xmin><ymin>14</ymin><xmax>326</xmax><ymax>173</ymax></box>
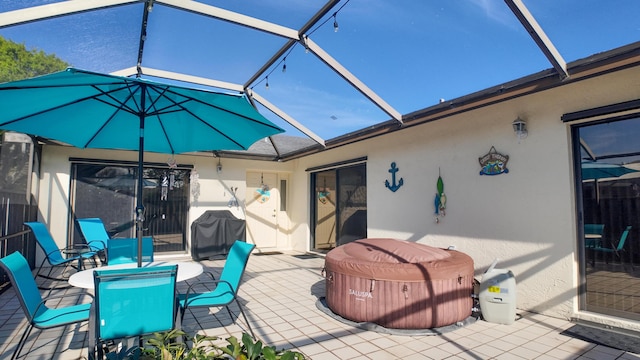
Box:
<box><xmin>0</xmin><ymin>36</ymin><xmax>68</xmax><ymax>197</ymax></box>
<box><xmin>0</xmin><ymin>35</ymin><xmax>68</xmax><ymax>83</ymax></box>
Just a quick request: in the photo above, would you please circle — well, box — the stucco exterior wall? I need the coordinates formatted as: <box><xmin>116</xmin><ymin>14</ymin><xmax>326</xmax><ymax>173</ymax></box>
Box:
<box><xmin>34</xmin><ymin>147</ymin><xmax>294</xmax><ymax>259</ymax></box>
<box><xmin>288</xmin><ymin>65</ymin><xmax>640</xmax><ymax>328</ymax></box>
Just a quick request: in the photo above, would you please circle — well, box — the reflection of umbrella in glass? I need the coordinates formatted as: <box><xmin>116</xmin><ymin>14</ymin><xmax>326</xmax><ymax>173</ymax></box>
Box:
<box><xmin>581</xmin><ymin>161</ymin><xmax>639</xmax><ymax>204</ymax></box>
<box><xmin>0</xmin><ymin>68</ymin><xmax>284</xmax><ymax>266</ymax></box>
<box><xmin>95</xmin><ymin>175</ymin><xmax>159</xmax><ymax>190</ymax></box>
<box><xmin>581</xmin><ymin>162</ymin><xmax>639</xmax><ymax>180</ymax></box>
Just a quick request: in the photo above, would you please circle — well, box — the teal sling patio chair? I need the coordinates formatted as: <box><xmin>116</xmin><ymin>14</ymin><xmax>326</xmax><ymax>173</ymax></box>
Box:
<box><xmin>0</xmin><ymin>251</ymin><xmax>93</xmax><ymax>360</ymax></box>
<box><xmin>179</xmin><ymin>240</ymin><xmax>255</xmax><ymax>338</ymax></box>
<box><xmin>107</xmin><ymin>237</ymin><xmax>154</xmax><ymax>265</ymax></box>
<box><xmin>584</xmin><ymin>223</ymin><xmax>605</xmax><ymax>266</ymax></box>
<box><xmin>91</xmin><ymin>265</ymin><xmax>178</xmax><ymax>360</ymax></box>
<box><xmin>592</xmin><ymin>225</ymin><xmax>633</xmax><ymax>269</ymax></box>
<box><xmin>76</xmin><ymin>217</ymin><xmax>154</xmax><ymax>265</ymax></box>
<box><xmin>25</xmin><ymin>222</ymin><xmax>98</xmax><ymax>285</ymax></box>
<box><xmin>584</xmin><ymin>223</ymin><xmax>605</xmax><ymax>248</ymax></box>
<box><xmin>76</xmin><ymin>218</ymin><xmax>110</xmax><ymax>264</ymax></box>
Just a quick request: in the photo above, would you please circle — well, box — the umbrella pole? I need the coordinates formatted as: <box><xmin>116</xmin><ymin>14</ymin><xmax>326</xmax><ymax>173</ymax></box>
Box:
<box><xmin>136</xmin><ymin>86</ymin><xmax>146</xmax><ymax>268</ymax></box>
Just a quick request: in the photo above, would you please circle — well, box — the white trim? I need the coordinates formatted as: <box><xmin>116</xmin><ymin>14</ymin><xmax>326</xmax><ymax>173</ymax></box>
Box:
<box><xmin>157</xmin><ymin>0</ymin><xmax>298</xmax><ymax>39</ymax></box>
<box><xmin>249</xmin><ymin>90</ymin><xmax>325</xmax><ymax>147</ymax></box>
<box><xmin>0</xmin><ymin>0</ymin><xmax>137</xmax><ymax>27</ymax></box>
<box><xmin>304</xmin><ymin>37</ymin><xmax>403</xmax><ymax>123</ymax></box>
<box><xmin>505</xmin><ymin>0</ymin><xmax>569</xmax><ymax>79</ymax></box>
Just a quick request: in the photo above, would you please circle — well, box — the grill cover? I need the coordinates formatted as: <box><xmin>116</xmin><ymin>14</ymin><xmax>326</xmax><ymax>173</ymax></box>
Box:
<box><xmin>190</xmin><ymin>210</ymin><xmax>245</xmax><ymax>260</ymax></box>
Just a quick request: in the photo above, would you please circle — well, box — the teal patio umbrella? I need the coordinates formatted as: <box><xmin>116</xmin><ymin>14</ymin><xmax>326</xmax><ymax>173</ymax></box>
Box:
<box><xmin>581</xmin><ymin>162</ymin><xmax>639</xmax><ymax>181</ymax></box>
<box><xmin>581</xmin><ymin>161</ymin><xmax>639</xmax><ymax>204</ymax></box>
<box><xmin>0</xmin><ymin>68</ymin><xmax>284</xmax><ymax>266</ymax></box>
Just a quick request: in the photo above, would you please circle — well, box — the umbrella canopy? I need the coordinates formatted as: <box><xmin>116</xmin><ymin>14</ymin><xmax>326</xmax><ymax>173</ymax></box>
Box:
<box><xmin>0</xmin><ymin>68</ymin><xmax>283</xmax><ymax>153</ymax></box>
<box><xmin>581</xmin><ymin>162</ymin><xmax>639</xmax><ymax>181</ymax></box>
<box><xmin>0</xmin><ymin>67</ymin><xmax>284</xmax><ymax>266</ymax></box>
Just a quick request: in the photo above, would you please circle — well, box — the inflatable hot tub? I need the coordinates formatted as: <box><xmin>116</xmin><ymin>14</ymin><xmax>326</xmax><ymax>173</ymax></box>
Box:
<box><xmin>324</xmin><ymin>238</ymin><xmax>474</xmax><ymax>329</ymax></box>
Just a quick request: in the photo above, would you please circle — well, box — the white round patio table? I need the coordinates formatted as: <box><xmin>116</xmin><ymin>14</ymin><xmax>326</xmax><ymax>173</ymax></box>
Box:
<box><xmin>68</xmin><ymin>261</ymin><xmax>204</xmax><ymax>289</ymax></box>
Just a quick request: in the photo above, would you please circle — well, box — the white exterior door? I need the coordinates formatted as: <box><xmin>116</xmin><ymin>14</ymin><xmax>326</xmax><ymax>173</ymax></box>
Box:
<box><xmin>245</xmin><ymin>171</ymin><xmax>279</xmax><ymax>249</ymax></box>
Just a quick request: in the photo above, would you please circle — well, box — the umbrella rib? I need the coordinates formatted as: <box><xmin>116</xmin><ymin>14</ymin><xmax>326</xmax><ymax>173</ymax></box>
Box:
<box><xmin>0</xmin><ymin>82</ymin><xmax>144</xmax><ymax>127</ymax></box>
<box><xmin>144</xmin><ymin>85</ymin><xmax>178</xmax><ymax>154</ymax></box>
<box><xmin>81</xmin><ymin>104</ymin><xmax>124</xmax><ymax>148</ymax></box>
<box><xmin>146</xmin><ymin>86</ymin><xmax>247</xmax><ymax>149</ymax></box>
<box><xmin>0</xmin><ymin>83</ymin><xmax>130</xmax><ymax>127</ymax></box>
<box><xmin>90</xmin><ymin>84</ymin><xmax>141</xmax><ymax>116</ymax></box>
<box><xmin>153</xmin><ymin>112</ymin><xmax>176</xmax><ymax>154</ymax></box>
<box><xmin>144</xmin><ymin>86</ymin><xmax>281</xmax><ymax>149</ymax></box>
<box><xmin>151</xmin><ymin>86</ymin><xmax>281</xmax><ymax>130</ymax></box>
<box><xmin>80</xmin><ymin>84</ymin><xmax>144</xmax><ymax>148</ymax></box>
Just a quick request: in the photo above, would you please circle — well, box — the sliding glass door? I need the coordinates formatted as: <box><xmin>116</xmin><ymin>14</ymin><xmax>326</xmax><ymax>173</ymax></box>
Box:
<box><xmin>574</xmin><ymin>115</ymin><xmax>640</xmax><ymax>321</ymax></box>
<box><xmin>311</xmin><ymin>163</ymin><xmax>367</xmax><ymax>251</ymax></box>
<box><xmin>70</xmin><ymin>162</ymin><xmax>190</xmax><ymax>253</ymax></box>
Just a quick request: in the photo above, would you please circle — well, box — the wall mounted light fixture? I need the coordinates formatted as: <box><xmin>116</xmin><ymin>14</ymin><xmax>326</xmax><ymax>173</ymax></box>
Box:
<box><xmin>216</xmin><ymin>158</ymin><xmax>222</xmax><ymax>174</ymax></box>
<box><xmin>512</xmin><ymin>117</ymin><xmax>528</xmax><ymax>141</ymax></box>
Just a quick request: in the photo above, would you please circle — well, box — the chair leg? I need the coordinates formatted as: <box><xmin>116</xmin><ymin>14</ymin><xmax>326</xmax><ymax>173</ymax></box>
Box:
<box><xmin>46</xmin><ymin>264</ymin><xmax>57</xmax><ymax>279</ymax></box>
<box><xmin>88</xmin><ymin>318</ymin><xmax>97</xmax><ymax>360</ymax></box>
<box><xmin>88</xmin><ymin>255</ymin><xmax>99</xmax><ymax>269</ymax></box>
<box><xmin>174</xmin><ymin>304</ymin><xmax>183</xmax><ymax>344</ymax></box>
<box><xmin>615</xmin><ymin>251</ymin><xmax>633</xmax><ymax>271</ymax></box>
<box><xmin>233</xmin><ymin>301</ymin><xmax>255</xmax><ymax>339</ymax></box>
<box><xmin>34</xmin><ymin>257</ymin><xmax>49</xmax><ymax>280</ymax></box>
<box><xmin>12</xmin><ymin>323</ymin><xmax>34</xmax><ymax>360</ymax></box>
<box><xmin>37</xmin><ymin>263</ymin><xmax>72</xmax><ymax>290</ymax></box>
<box><xmin>96</xmin><ymin>340</ymin><xmax>105</xmax><ymax>360</ymax></box>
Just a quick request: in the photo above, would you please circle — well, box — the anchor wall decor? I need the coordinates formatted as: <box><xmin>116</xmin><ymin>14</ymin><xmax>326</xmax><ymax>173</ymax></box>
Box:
<box><xmin>385</xmin><ymin>162</ymin><xmax>404</xmax><ymax>192</ymax></box>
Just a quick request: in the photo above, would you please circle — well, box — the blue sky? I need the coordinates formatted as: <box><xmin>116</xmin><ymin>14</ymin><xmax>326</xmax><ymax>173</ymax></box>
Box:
<box><xmin>1</xmin><ymin>0</ymin><xmax>639</xmax><ymax>140</ymax></box>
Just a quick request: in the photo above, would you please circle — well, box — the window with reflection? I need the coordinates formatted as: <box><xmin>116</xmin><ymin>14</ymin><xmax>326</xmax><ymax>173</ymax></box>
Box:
<box><xmin>576</xmin><ymin>115</ymin><xmax>640</xmax><ymax>321</ymax></box>
<box><xmin>311</xmin><ymin>163</ymin><xmax>367</xmax><ymax>251</ymax></box>
<box><xmin>71</xmin><ymin>162</ymin><xmax>190</xmax><ymax>253</ymax></box>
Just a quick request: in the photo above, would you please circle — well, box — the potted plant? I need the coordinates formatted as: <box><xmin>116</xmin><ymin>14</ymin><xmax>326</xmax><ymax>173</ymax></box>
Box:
<box><xmin>103</xmin><ymin>330</ymin><xmax>307</xmax><ymax>360</ymax></box>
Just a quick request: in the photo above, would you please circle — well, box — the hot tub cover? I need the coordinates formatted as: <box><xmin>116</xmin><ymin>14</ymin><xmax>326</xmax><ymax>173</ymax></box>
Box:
<box><xmin>324</xmin><ymin>238</ymin><xmax>474</xmax><ymax>329</ymax></box>
<box><xmin>325</xmin><ymin>238</ymin><xmax>469</xmax><ymax>281</ymax></box>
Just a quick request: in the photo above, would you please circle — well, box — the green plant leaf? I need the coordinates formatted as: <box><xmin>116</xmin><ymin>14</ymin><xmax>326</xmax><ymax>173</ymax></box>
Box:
<box><xmin>241</xmin><ymin>333</ymin><xmax>261</xmax><ymax>360</ymax></box>
<box><xmin>261</xmin><ymin>346</ymin><xmax>276</xmax><ymax>360</ymax></box>
<box><xmin>134</xmin><ymin>331</ymin><xmax>306</xmax><ymax>360</ymax></box>
<box><xmin>241</xmin><ymin>332</ymin><xmax>254</xmax><ymax>347</ymax></box>
<box><xmin>249</xmin><ymin>340</ymin><xmax>263</xmax><ymax>360</ymax></box>
<box><xmin>224</xmin><ymin>336</ymin><xmax>241</xmax><ymax>357</ymax></box>
<box><xmin>161</xmin><ymin>348</ymin><xmax>173</xmax><ymax>360</ymax></box>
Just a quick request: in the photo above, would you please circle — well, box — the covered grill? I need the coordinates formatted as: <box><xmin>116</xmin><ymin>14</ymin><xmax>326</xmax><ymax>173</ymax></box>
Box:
<box><xmin>190</xmin><ymin>210</ymin><xmax>245</xmax><ymax>260</ymax></box>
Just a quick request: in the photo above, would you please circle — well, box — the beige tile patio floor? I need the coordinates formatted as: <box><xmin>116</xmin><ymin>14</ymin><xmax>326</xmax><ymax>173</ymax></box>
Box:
<box><xmin>1</xmin><ymin>252</ymin><xmax>639</xmax><ymax>360</ymax></box>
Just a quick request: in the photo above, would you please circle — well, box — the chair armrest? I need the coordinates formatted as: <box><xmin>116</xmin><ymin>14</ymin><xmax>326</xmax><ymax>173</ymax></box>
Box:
<box><xmin>181</xmin><ymin>271</ymin><xmax>219</xmax><ymax>294</ymax></box>
<box><xmin>183</xmin><ymin>270</ymin><xmax>216</xmax><ymax>284</ymax></box>
<box><xmin>202</xmin><ymin>270</ymin><xmax>217</xmax><ymax>281</ymax></box>
<box><xmin>181</xmin><ymin>275</ymin><xmax>234</xmax><ymax>306</ymax></box>
<box><xmin>46</xmin><ymin>247</ymin><xmax>84</xmax><ymax>259</ymax></box>
<box><xmin>86</xmin><ymin>240</ymin><xmax>107</xmax><ymax>252</ymax></box>
<box><xmin>63</xmin><ymin>244</ymin><xmax>94</xmax><ymax>255</ymax></box>
<box><xmin>34</xmin><ymin>292</ymin><xmax>95</xmax><ymax>315</ymax></box>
